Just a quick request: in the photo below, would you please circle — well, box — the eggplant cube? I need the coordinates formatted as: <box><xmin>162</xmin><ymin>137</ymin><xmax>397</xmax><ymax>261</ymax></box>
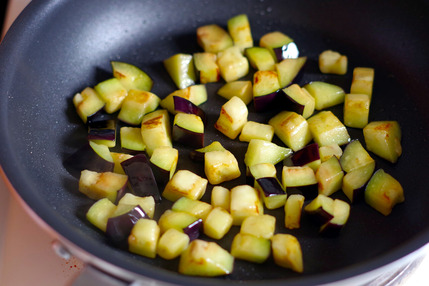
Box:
<box><xmin>88</xmin><ymin>119</ymin><xmax>116</xmax><ymax>148</ymax></box>
<box><xmin>160</xmin><ymin>85</ymin><xmax>207</xmax><ymax>115</ymax></box>
<box><xmin>190</xmin><ymin>141</ymin><xmax>226</xmax><ymax>162</ymax></box>
<box><xmin>203</xmin><ymin>207</ymin><xmax>233</xmax><ymax>240</ymax></box>
<box><xmin>304</xmin><ymin>194</ymin><xmax>335</xmax><ymax>225</ymax></box>
<box><xmin>259</xmin><ymin>31</ymin><xmax>295</xmax><ymax>62</ymax></box>
<box><xmin>140</xmin><ymin>109</ymin><xmax>172</xmax><ymax>157</ymax></box>
<box><xmin>117</xmin><ymin>193</ymin><xmax>156</xmax><ymax>219</ymax></box>
<box><xmin>157</xmin><ymin>228</ymin><xmax>190</xmax><ymax>260</ymax></box>
<box><xmin>86</xmin><ymin>198</ymin><xmax>117</xmax><ymax>232</ymax></box>
<box><xmin>110</xmin><ymin>152</ymin><xmax>133</xmax><ymax>175</ymax></box>
<box><xmin>240</xmin><ymin>214</ymin><xmax>276</xmax><ymax>239</ymax></box>
<box><xmin>303</xmin><ymin>81</ymin><xmax>345</xmax><ymax>110</ymax></box>
<box><xmin>276</xmin><ymin>57</ymin><xmax>307</xmax><ymax>88</ymax></box>
<box><xmin>271</xmin><ymin>234</ymin><xmax>303</xmax><ymax>273</ymax></box>
<box><xmin>363</xmin><ymin>121</ymin><xmax>402</xmax><ymax>163</ymax></box>
<box><xmin>217</xmin><ymin>46</ymin><xmax>249</xmax><ymax>82</ymax></box>
<box><xmin>163</xmin><ymin>53</ymin><xmax>196</xmax><ymax>89</ymax></box>
<box><xmin>342</xmin><ymin>163</ymin><xmax>375</xmax><ymax>203</ymax></box>
<box><xmin>282</xmin><ymin>165</ymin><xmax>317</xmax><ymax>187</ymax></box>
<box><xmin>79</xmin><ymin>170</ymin><xmax>128</xmax><ymax>202</ymax></box>
<box><xmin>350</xmin><ymin>67</ymin><xmax>375</xmax><ymax>99</ymax></box>
<box><xmin>269</xmin><ymin>111</ymin><xmax>312</xmax><ymax>152</ymax></box>
<box><xmin>316</xmin><ymin>156</ymin><xmax>344</xmax><ymax>196</ymax></box>
<box><xmin>158</xmin><ymin>209</ymin><xmax>198</xmax><ymax>234</ymax></box>
<box><xmin>319</xmin><ymin>144</ymin><xmax>343</xmax><ymax>162</ymax></box>
<box><xmin>117</xmin><ymin>89</ymin><xmax>160</xmax><ymax>125</ymax></box>
<box><xmin>211</xmin><ymin>186</ymin><xmax>231</xmax><ymax>211</ymax></box>
<box><xmin>214</xmin><ymin>96</ymin><xmax>248</xmax><ymax>140</ymax></box>
<box><xmin>162</xmin><ymin>170</ymin><xmax>208</xmax><ymax>202</ymax></box>
<box><xmin>230</xmin><ymin>185</ymin><xmax>264</xmax><ymax>225</ymax></box>
<box><xmin>204</xmin><ymin>150</ymin><xmax>241</xmax><ymax>185</ymax></box>
<box><xmin>94</xmin><ymin>78</ymin><xmax>128</xmax><ymax>114</ymax></box>
<box><xmin>252</xmin><ymin>70</ymin><xmax>281</xmax><ymax>112</ymax></box>
<box><xmin>172</xmin><ymin>113</ymin><xmax>204</xmax><ymax>148</ymax></box>
<box><xmin>284</xmin><ymin>194</ymin><xmax>305</xmax><ymax>229</ymax></box>
<box><xmin>128</xmin><ymin>218</ymin><xmax>160</xmax><ymax>258</ymax></box>
<box><xmin>197</xmin><ymin>24</ymin><xmax>233</xmax><ymax>54</ymax></box>
<box><xmin>217</xmin><ymin>80</ymin><xmax>253</xmax><ymax>105</ymax></box>
<box><xmin>239</xmin><ymin>121</ymin><xmax>274</xmax><ymax>142</ymax></box>
<box><xmin>365</xmin><ymin>169</ymin><xmax>404</xmax><ymax>216</ymax></box>
<box><xmin>290</xmin><ymin>143</ymin><xmax>321</xmax><ymax>171</ymax></box>
<box><xmin>307</xmin><ymin>111</ymin><xmax>350</xmax><ymax>147</ymax></box>
<box><xmin>227</xmin><ymin>14</ymin><xmax>253</xmax><ymax>52</ymax></box>
<box><xmin>343</xmin><ymin>93</ymin><xmax>370</xmax><ymax>129</ymax></box>
<box><xmin>249</xmin><ymin>162</ymin><xmax>277</xmax><ymax>179</ymax></box>
<box><xmin>244</xmin><ymin>139</ymin><xmax>292</xmax><ymax>167</ymax></box>
<box><xmin>320</xmin><ymin>199</ymin><xmax>350</xmax><ymax>236</ymax></box>
<box><xmin>111</xmin><ymin>61</ymin><xmax>153</xmax><ymax>92</ymax></box>
<box><xmin>73</xmin><ymin>87</ymin><xmax>105</xmax><ymax>124</ymax></box>
<box><xmin>149</xmin><ymin>146</ymin><xmax>179</xmax><ymax>187</ymax></box>
<box><xmin>193</xmin><ymin>52</ymin><xmax>220</xmax><ymax>83</ymax></box>
<box><xmin>231</xmin><ymin>233</ymin><xmax>271</xmax><ymax>264</ymax></box>
<box><xmin>318</xmin><ymin>50</ymin><xmax>348</xmax><ymax>75</ymax></box>
<box><xmin>245</xmin><ymin>47</ymin><xmax>276</xmax><ymax>71</ymax></box>
<box><xmin>281</xmin><ymin>84</ymin><xmax>315</xmax><ymax>119</ymax></box>
<box><xmin>256</xmin><ymin>177</ymin><xmax>287</xmax><ymax>210</ymax></box>
<box><xmin>120</xmin><ymin>127</ymin><xmax>146</xmax><ymax>152</ymax></box>
<box><xmin>340</xmin><ymin>140</ymin><xmax>375</xmax><ymax>173</ymax></box>
<box><xmin>179</xmin><ymin>239</ymin><xmax>234</xmax><ymax>276</ymax></box>
<box><xmin>172</xmin><ymin>197</ymin><xmax>213</xmax><ymax>221</ymax></box>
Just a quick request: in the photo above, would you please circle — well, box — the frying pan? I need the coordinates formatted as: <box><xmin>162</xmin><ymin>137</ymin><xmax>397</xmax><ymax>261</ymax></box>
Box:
<box><xmin>1</xmin><ymin>0</ymin><xmax>429</xmax><ymax>285</ymax></box>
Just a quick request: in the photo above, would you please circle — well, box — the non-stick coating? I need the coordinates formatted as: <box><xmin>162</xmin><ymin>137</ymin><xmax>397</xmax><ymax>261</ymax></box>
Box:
<box><xmin>1</xmin><ymin>0</ymin><xmax>429</xmax><ymax>285</ymax></box>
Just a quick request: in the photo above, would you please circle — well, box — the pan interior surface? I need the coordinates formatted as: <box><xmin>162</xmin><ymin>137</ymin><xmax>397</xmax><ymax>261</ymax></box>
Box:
<box><xmin>0</xmin><ymin>0</ymin><xmax>429</xmax><ymax>285</ymax></box>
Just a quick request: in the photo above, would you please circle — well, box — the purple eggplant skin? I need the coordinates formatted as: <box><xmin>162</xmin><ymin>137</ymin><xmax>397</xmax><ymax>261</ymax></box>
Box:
<box><xmin>253</xmin><ymin>89</ymin><xmax>280</xmax><ymax>113</ymax></box>
<box><xmin>189</xmin><ymin>150</ymin><xmax>205</xmax><ymax>162</ymax></box>
<box><xmin>256</xmin><ymin>177</ymin><xmax>285</xmax><ymax>197</ymax></box>
<box><xmin>121</xmin><ymin>154</ymin><xmax>161</xmax><ymax>203</ymax></box>
<box><xmin>319</xmin><ymin>222</ymin><xmax>344</xmax><ymax>237</ymax></box>
<box><xmin>88</xmin><ymin>128</ymin><xmax>116</xmax><ymax>141</ymax></box>
<box><xmin>149</xmin><ymin>162</ymin><xmax>170</xmax><ymax>190</ymax></box>
<box><xmin>106</xmin><ymin>205</ymin><xmax>147</xmax><ymax>247</ymax></box>
<box><xmin>305</xmin><ymin>207</ymin><xmax>334</xmax><ymax>226</ymax></box>
<box><xmin>294</xmin><ymin>184</ymin><xmax>318</xmax><ymax>201</ymax></box>
<box><xmin>173</xmin><ymin>96</ymin><xmax>206</xmax><ymax>124</ymax></box>
<box><xmin>183</xmin><ymin>218</ymin><xmax>203</xmax><ymax>241</ymax></box>
<box><xmin>172</xmin><ymin>125</ymin><xmax>204</xmax><ymax>149</ymax></box>
<box><xmin>291</xmin><ymin>143</ymin><xmax>320</xmax><ymax>166</ymax></box>
<box><xmin>86</xmin><ymin>109</ymin><xmax>116</xmax><ymax>127</ymax></box>
<box><xmin>273</xmin><ymin>42</ymin><xmax>299</xmax><ymax>62</ymax></box>
<box><xmin>277</xmin><ymin>89</ymin><xmax>305</xmax><ymax>115</ymax></box>
<box><xmin>63</xmin><ymin>142</ymin><xmax>114</xmax><ymax>178</ymax></box>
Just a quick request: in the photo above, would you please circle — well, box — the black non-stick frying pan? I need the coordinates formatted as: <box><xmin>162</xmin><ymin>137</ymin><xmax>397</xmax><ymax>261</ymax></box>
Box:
<box><xmin>1</xmin><ymin>0</ymin><xmax>429</xmax><ymax>285</ymax></box>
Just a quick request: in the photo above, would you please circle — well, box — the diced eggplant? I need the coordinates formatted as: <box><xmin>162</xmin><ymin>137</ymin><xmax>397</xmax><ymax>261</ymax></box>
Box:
<box><xmin>280</xmin><ymin>84</ymin><xmax>315</xmax><ymax>119</ymax></box>
<box><xmin>173</xmin><ymin>95</ymin><xmax>206</xmax><ymax>124</ymax></box>
<box><xmin>284</xmin><ymin>194</ymin><xmax>305</xmax><ymax>229</ymax></box>
<box><xmin>343</xmin><ymin>93</ymin><xmax>370</xmax><ymax>129</ymax></box>
<box><xmin>316</xmin><ymin>156</ymin><xmax>344</xmax><ymax>196</ymax></box>
<box><xmin>230</xmin><ymin>185</ymin><xmax>264</xmax><ymax>225</ymax></box>
<box><xmin>193</xmin><ymin>52</ymin><xmax>220</xmax><ymax>84</ymax></box>
<box><xmin>63</xmin><ymin>141</ymin><xmax>114</xmax><ymax>177</ymax></box>
<box><xmin>307</xmin><ymin>111</ymin><xmax>350</xmax><ymax>147</ymax></box>
<box><xmin>214</xmin><ymin>96</ymin><xmax>248</xmax><ymax>140</ymax></box>
<box><xmin>162</xmin><ymin>170</ymin><xmax>208</xmax><ymax>202</ymax></box>
<box><xmin>86</xmin><ymin>109</ymin><xmax>115</xmax><ymax>127</ymax></box>
<box><xmin>111</xmin><ymin>61</ymin><xmax>153</xmax><ymax>92</ymax></box>
<box><xmin>365</xmin><ymin>169</ymin><xmax>404</xmax><ymax>216</ymax></box>
<box><xmin>319</xmin><ymin>144</ymin><xmax>343</xmax><ymax>162</ymax></box>
<box><xmin>304</xmin><ymin>194</ymin><xmax>335</xmax><ymax>225</ymax></box>
<box><xmin>249</xmin><ymin>162</ymin><xmax>277</xmax><ymax>180</ymax></box>
<box><xmin>172</xmin><ymin>197</ymin><xmax>213</xmax><ymax>220</ymax></box>
<box><xmin>128</xmin><ymin>218</ymin><xmax>160</xmax><ymax>258</ymax></box>
<box><xmin>240</xmin><ymin>214</ymin><xmax>276</xmax><ymax>240</ymax></box>
<box><xmin>350</xmin><ymin>67</ymin><xmax>374</xmax><ymax>99</ymax></box>
<box><xmin>318</xmin><ymin>50</ymin><xmax>348</xmax><ymax>75</ymax></box>
<box><xmin>340</xmin><ymin>140</ymin><xmax>375</xmax><ymax>173</ymax></box>
<box><xmin>160</xmin><ymin>85</ymin><xmax>207</xmax><ymax>114</ymax></box>
<box><xmin>217</xmin><ymin>80</ymin><xmax>253</xmax><ymax>105</ymax></box>
<box><xmin>227</xmin><ymin>14</ymin><xmax>253</xmax><ymax>52</ymax></box>
<box><xmin>217</xmin><ymin>46</ymin><xmax>249</xmax><ymax>82</ymax></box>
<box><xmin>204</xmin><ymin>150</ymin><xmax>241</xmax><ymax>185</ymax></box>
<box><xmin>163</xmin><ymin>53</ymin><xmax>196</xmax><ymax>89</ymax></box>
<box><xmin>117</xmin><ymin>89</ymin><xmax>160</xmax><ymax>125</ymax></box>
<box><xmin>256</xmin><ymin>177</ymin><xmax>287</xmax><ymax>210</ymax></box>
<box><xmin>259</xmin><ymin>31</ymin><xmax>296</xmax><ymax>62</ymax></box>
<box><xmin>79</xmin><ymin>169</ymin><xmax>128</xmax><ymax>202</ymax></box>
<box><xmin>172</xmin><ymin>113</ymin><xmax>204</xmax><ymax>148</ymax></box>
<box><xmin>73</xmin><ymin>87</ymin><xmax>105</xmax><ymax>124</ymax></box>
<box><xmin>105</xmin><ymin>205</ymin><xmax>147</xmax><ymax>247</ymax></box>
<box><xmin>244</xmin><ymin>139</ymin><xmax>292</xmax><ymax>167</ymax></box>
<box><xmin>342</xmin><ymin>163</ymin><xmax>375</xmax><ymax>203</ymax></box>
<box><xmin>94</xmin><ymin>78</ymin><xmax>128</xmax><ymax>114</ymax></box>
<box><xmin>210</xmin><ymin>186</ymin><xmax>230</xmax><ymax>211</ymax></box>
<box><xmin>110</xmin><ymin>152</ymin><xmax>133</xmax><ymax>175</ymax></box>
<box><xmin>120</xmin><ymin>127</ymin><xmax>146</xmax><ymax>152</ymax></box>
<box><xmin>303</xmin><ymin>81</ymin><xmax>345</xmax><ymax>111</ymax></box>
<box><xmin>183</xmin><ymin>218</ymin><xmax>203</xmax><ymax>241</ymax></box>
<box><xmin>252</xmin><ymin>70</ymin><xmax>281</xmax><ymax>112</ymax></box>
<box><xmin>158</xmin><ymin>210</ymin><xmax>198</xmax><ymax>234</ymax></box>
<box><xmin>88</xmin><ymin>119</ymin><xmax>116</xmax><ymax>147</ymax></box>
<box><xmin>196</xmin><ymin>24</ymin><xmax>233</xmax><ymax>53</ymax></box>
<box><xmin>320</xmin><ymin>199</ymin><xmax>350</xmax><ymax>236</ymax></box>
<box><xmin>179</xmin><ymin>239</ymin><xmax>234</xmax><ymax>276</ymax></box>
<box><xmin>273</xmin><ymin>42</ymin><xmax>299</xmax><ymax>61</ymax></box>
<box><xmin>230</xmin><ymin>233</ymin><xmax>271</xmax><ymax>264</ymax></box>
<box><xmin>140</xmin><ymin>109</ymin><xmax>172</xmax><ymax>157</ymax></box>
<box><xmin>269</xmin><ymin>111</ymin><xmax>312</xmax><ymax>152</ymax></box>
<box><xmin>149</xmin><ymin>146</ymin><xmax>178</xmax><ymax>188</ymax></box>
<box><xmin>189</xmin><ymin>141</ymin><xmax>226</xmax><ymax>162</ymax></box>
<box><xmin>203</xmin><ymin>207</ymin><xmax>233</xmax><ymax>240</ymax></box>
<box><xmin>282</xmin><ymin>165</ymin><xmax>317</xmax><ymax>188</ymax></box>
<box><xmin>157</xmin><ymin>228</ymin><xmax>190</xmax><ymax>260</ymax></box>
<box><xmin>275</xmin><ymin>57</ymin><xmax>307</xmax><ymax>88</ymax></box>
<box><xmin>291</xmin><ymin>143</ymin><xmax>321</xmax><ymax>170</ymax></box>
<box><xmin>86</xmin><ymin>198</ymin><xmax>117</xmax><ymax>232</ymax></box>
<box><xmin>363</xmin><ymin>121</ymin><xmax>402</xmax><ymax>163</ymax></box>
<box><xmin>121</xmin><ymin>154</ymin><xmax>161</xmax><ymax>202</ymax></box>
<box><xmin>239</xmin><ymin>121</ymin><xmax>274</xmax><ymax>142</ymax></box>
<box><xmin>245</xmin><ymin>46</ymin><xmax>276</xmax><ymax>71</ymax></box>
<box><xmin>117</xmin><ymin>193</ymin><xmax>156</xmax><ymax>219</ymax></box>
<box><xmin>271</xmin><ymin>234</ymin><xmax>303</xmax><ymax>273</ymax></box>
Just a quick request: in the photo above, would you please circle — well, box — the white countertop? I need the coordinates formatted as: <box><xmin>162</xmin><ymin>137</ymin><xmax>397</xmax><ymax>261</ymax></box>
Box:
<box><xmin>1</xmin><ymin>1</ymin><xmax>428</xmax><ymax>285</ymax></box>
